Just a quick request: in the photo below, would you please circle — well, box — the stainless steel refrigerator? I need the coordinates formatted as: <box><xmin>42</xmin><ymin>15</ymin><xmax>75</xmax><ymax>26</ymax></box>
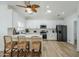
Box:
<box><xmin>56</xmin><ymin>25</ymin><xmax>67</xmax><ymax>42</ymax></box>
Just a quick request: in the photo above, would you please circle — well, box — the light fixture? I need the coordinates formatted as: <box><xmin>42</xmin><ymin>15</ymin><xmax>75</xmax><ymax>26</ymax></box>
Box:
<box><xmin>16</xmin><ymin>1</ymin><xmax>40</xmax><ymax>13</ymax></box>
<box><xmin>47</xmin><ymin>9</ymin><xmax>52</xmax><ymax>13</ymax></box>
<box><xmin>62</xmin><ymin>12</ymin><xmax>64</xmax><ymax>14</ymax></box>
<box><xmin>46</xmin><ymin>6</ymin><xmax>50</xmax><ymax>8</ymax></box>
<box><xmin>26</xmin><ymin>8</ymin><xmax>33</xmax><ymax>14</ymax></box>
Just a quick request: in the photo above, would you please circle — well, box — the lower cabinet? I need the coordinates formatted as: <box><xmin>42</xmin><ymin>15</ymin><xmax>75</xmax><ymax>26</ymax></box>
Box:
<box><xmin>47</xmin><ymin>33</ymin><xmax>57</xmax><ymax>40</ymax></box>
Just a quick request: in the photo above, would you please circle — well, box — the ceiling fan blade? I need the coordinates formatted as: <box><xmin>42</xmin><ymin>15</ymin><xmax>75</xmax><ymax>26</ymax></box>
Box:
<box><xmin>16</xmin><ymin>5</ymin><xmax>26</xmax><ymax>8</ymax></box>
<box><xmin>31</xmin><ymin>8</ymin><xmax>37</xmax><ymax>12</ymax></box>
<box><xmin>32</xmin><ymin>4</ymin><xmax>40</xmax><ymax>8</ymax></box>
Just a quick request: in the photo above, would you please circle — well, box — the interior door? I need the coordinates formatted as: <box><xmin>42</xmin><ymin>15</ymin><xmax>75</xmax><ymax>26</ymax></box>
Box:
<box><xmin>74</xmin><ymin>21</ymin><xmax>77</xmax><ymax>48</ymax></box>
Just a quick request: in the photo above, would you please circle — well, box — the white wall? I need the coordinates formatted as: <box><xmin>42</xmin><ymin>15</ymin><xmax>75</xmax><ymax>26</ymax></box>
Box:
<box><xmin>64</xmin><ymin>13</ymin><xmax>78</xmax><ymax>45</ymax></box>
<box><xmin>64</xmin><ymin>5</ymin><xmax>79</xmax><ymax>51</ymax></box>
<box><xmin>77</xmin><ymin>16</ymin><xmax>79</xmax><ymax>51</ymax></box>
<box><xmin>0</xmin><ymin>4</ymin><xmax>12</xmax><ymax>51</ymax></box>
<box><xmin>26</xmin><ymin>19</ymin><xmax>64</xmax><ymax>28</ymax></box>
<box><xmin>13</xmin><ymin>11</ymin><xmax>26</xmax><ymax>31</ymax></box>
<box><xmin>0</xmin><ymin>4</ymin><xmax>12</xmax><ymax>36</ymax></box>
<box><xmin>76</xmin><ymin>5</ymin><xmax>79</xmax><ymax>51</ymax></box>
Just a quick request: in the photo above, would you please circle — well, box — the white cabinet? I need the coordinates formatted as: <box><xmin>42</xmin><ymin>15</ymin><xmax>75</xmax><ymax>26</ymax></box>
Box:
<box><xmin>47</xmin><ymin>33</ymin><xmax>57</xmax><ymax>40</ymax></box>
<box><xmin>46</xmin><ymin>29</ymin><xmax>57</xmax><ymax>40</ymax></box>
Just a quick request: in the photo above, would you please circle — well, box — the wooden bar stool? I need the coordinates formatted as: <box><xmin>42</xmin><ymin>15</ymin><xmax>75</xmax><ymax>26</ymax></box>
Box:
<box><xmin>31</xmin><ymin>36</ymin><xmax>42</xmax><ymax>57</ymax></box>
<box><xmin>17</xmin><ymin>36</ymin><xmax>28</xmax><ymax>57</ymax></box>
<box><xmin>4</xmin><ymin>36</ymin><xmax>12</xmax><ymax>57</ymax></box>
<box><xmin>25</xmin><ymin>37</ymin><xmax>30</xmax><ymax>57</ymax></box>
<box><xmin>12</xmin><ymin>37</ymin><xmax>18</xmax><ymax>57</ymax></box>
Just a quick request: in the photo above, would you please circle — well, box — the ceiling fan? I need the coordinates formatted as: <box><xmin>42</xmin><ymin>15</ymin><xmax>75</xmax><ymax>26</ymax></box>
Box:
<box><xmin>16</xmin><ymin>1</ymin><xmax>40</xmax><ymax>13</ymax></box>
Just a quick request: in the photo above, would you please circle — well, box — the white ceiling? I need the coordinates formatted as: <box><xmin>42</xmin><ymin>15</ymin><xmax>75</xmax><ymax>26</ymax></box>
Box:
<box><xmin>0</xmin><ymin>1</ymin><xmax>79</xmax><ymax>20</ymax></box>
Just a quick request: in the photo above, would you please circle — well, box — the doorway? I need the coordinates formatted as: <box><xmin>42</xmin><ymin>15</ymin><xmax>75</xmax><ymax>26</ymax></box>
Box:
<box><xmin>74</xmin><ymin>21</ymin><xmax>77</xmax><ymax>49</ymax></box>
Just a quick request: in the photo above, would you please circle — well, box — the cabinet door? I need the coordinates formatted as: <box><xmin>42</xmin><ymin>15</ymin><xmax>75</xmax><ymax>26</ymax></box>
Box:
<box><xmin>47</xmin><ymin>33</ymin><xmax>57</xmax><ymax>40</ymax></box>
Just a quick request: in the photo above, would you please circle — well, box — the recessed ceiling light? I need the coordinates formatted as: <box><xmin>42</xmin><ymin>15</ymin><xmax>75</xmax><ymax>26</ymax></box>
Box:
<box><xmin>47</xmin><ymin>9</ymin><xmax>52</xmax><ymax>13</ymax></box>
<box><xmin>62</xmin><ymin>12</ymin><xmax>64</xmax><ymax>14</ymax></box>
<box><xmin>46</xmin><ymin>6</ymin><xmax>50</xmax><ymax>8</ymax></box>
